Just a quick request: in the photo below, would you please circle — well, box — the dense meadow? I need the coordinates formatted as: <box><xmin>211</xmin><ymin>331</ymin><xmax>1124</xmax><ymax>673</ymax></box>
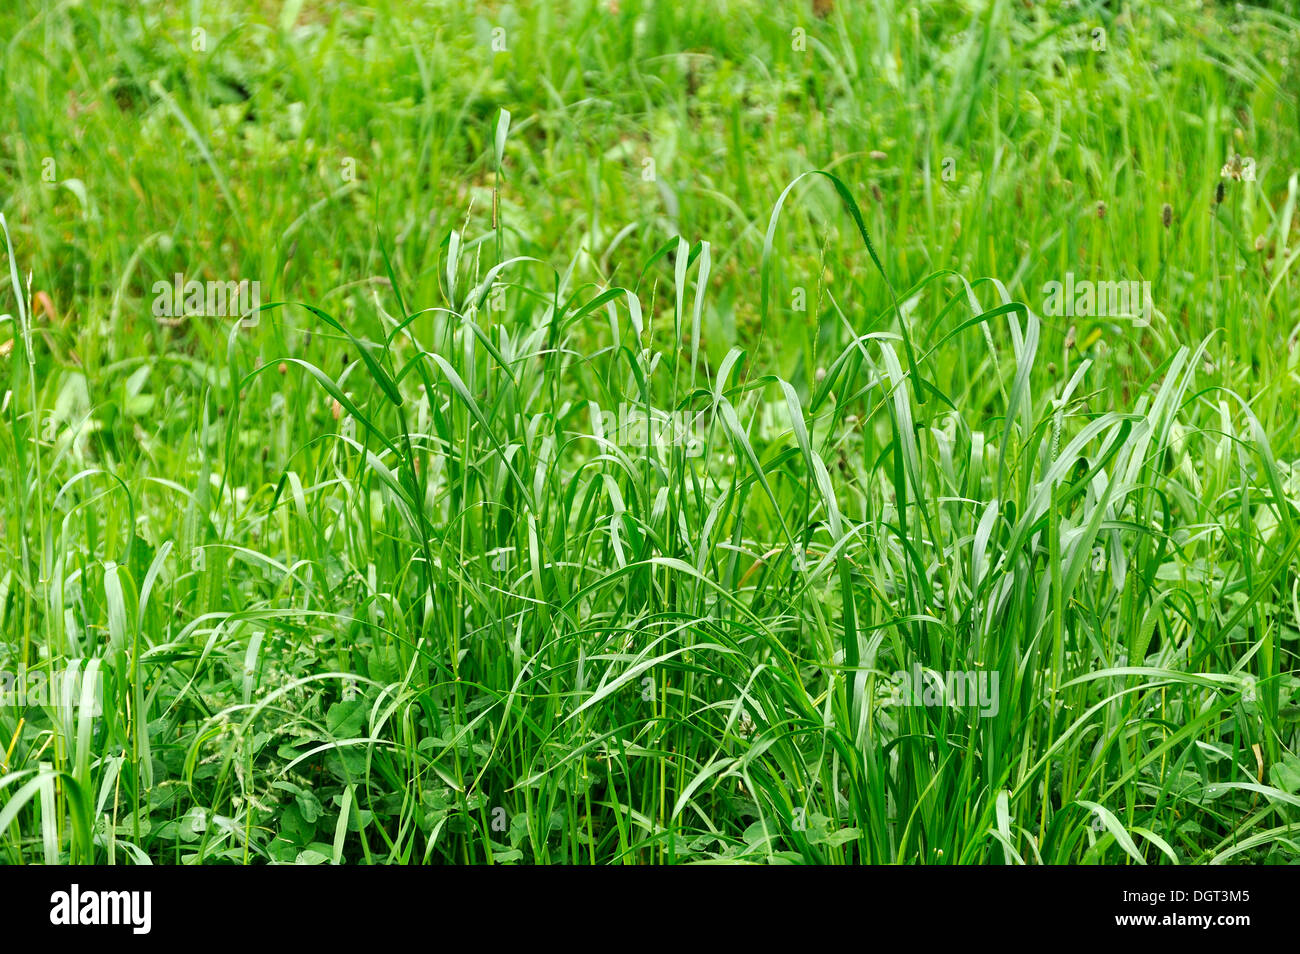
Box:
<box><xmin>2</xmin><ymin>0</ymin><xmax>1300</xmax><ymax>864</ymax></box>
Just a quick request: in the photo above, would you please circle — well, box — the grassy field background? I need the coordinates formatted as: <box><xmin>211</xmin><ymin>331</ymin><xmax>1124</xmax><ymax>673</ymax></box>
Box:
<box><xmin>3</xmin><ymin>0</ymin><xmax>1300</xmax><ymax>864</ymax></box>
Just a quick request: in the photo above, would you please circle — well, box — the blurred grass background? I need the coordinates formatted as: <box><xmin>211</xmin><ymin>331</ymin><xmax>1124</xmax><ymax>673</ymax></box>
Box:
<box><xmin>3</xmin><ymin>0</ymin><xmax>1297</xmax><ymax>407</ymax></box>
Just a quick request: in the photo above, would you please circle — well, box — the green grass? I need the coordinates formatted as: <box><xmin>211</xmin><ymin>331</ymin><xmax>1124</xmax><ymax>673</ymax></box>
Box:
<box><xmin>2</xmin><ymin>0</ymin><xmax>1300</xmax><ymax>864</ymax></box>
